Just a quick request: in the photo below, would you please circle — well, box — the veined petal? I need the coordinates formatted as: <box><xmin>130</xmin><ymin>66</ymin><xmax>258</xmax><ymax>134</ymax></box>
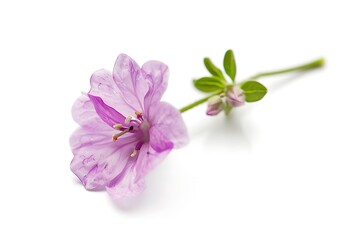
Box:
<box><xmin>89</xmin><ymin>69</ymin><xmax>134</xmax><ymax>117</ymax></box>
<box><xmin>88</xmin><ymin>94</ymin><xmax>128</xmax><ymax>128</ymax></box>
<box><xmin>72</xmin><ymin>94</ymin><xmax>108</xmax><ymax>130</ymax></box>
<box><xmin>142</xmin><ymin>61</ymin><xmax>169</xmax><ymax>116</ymax></box>
<box><xmin>105</xmin><ymin>143</ymin><xmax>170</xmax><ymax>199</ymax></box>
<box><xmin>113</xmin><ymin>54</ymin><xmax>148</xmax><ymax>113</ymax></box>
<box><xmin>70</xmin><ymin>128</ymin><xmax>138</xmax><ymax>190</ymax></box>
<box><xmin>106</xmin><ymin>159</ymin><xmax>145</xmax><ymax>199</ymax></box>
<box><xmin>149</xmin><ymin>126</ymin><xmax>174</xmax><ymax>152</ymax></box>
<box><xmin>134</xmin><ymin>143</ymin><xmax>170</xmax><ymax>183</ymax></box>
<box><xmin>148</xmin><ymin>102</ymin><xmax>189</xmax><ymax>152</ymax></box>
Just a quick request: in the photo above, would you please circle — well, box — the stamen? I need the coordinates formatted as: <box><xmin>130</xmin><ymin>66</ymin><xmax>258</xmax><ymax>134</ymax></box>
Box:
<box><xmin>130</xmin><ymin>149</ymin><xmax>138</xmax><ymax>157</ymax></box>
<box><xmin>113</xmin><ymin>124</ymin><xmax>123</xmax><ymax>130</ymax></box>
<box><xmin>135</xmin><ymin>141</ymin><xmax>144</xmax><ymax>150</ymax></box>
<box><xmin>135</xmin><ymin>111</ymin><xmax>144</xmax><ymax>121</ymax></box>
<box><xmin>112</xmin><ymin>127</ymin><xmax>131</xmax><ymax>141</ymax></box>
<box><xmin>125</xmin><ymin>116</ymin><xmax>132</xmax><ymax>124</ymax></box>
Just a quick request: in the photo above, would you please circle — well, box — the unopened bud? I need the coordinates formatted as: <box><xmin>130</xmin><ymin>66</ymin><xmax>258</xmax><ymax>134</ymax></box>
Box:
<box><xmin>226</xmin><ymin>86</ymin><xmax>245</xmax><ymax>107</ymax></box>
<box><xmin>206</xmin><ymin>95</ymin><xmax>224</xmax><ymax>116</ymax></box>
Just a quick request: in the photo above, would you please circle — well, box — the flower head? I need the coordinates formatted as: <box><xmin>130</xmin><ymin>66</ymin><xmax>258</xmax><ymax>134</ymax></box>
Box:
<box><xmin>70</xmin><ymin>54</ymin><xmax>189</xmax><ymax>199</ymax></box>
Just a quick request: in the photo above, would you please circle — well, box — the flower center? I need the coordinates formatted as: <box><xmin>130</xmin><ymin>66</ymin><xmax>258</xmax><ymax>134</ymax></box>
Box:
<box><xmin>111</xmin><ymin>111</ymin><xmax>151</xmax><ymax>158</ymax></box>
<box><xmin>139</xmin><ymin>120</ymin><xmax>150</xmax><ymax>142</ymax></box>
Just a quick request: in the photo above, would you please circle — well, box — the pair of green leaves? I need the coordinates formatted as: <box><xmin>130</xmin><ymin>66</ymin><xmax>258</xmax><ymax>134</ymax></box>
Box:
<box><xmin>204</xmin><ymin>50</ymin><xmax>237</xmax><ymax>82</ymax></box>
<box><xmin>193</xmin><ymin>50</ymin><xmax>236</xmax><ymax>92</ymax></box>
<box><xmin>193</xmin><ymin>49</ymin><xmax>267</xmax><ymax>102</ymax></box>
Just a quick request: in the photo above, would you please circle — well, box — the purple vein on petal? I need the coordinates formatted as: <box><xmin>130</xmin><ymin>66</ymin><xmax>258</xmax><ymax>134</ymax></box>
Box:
<box><xmin>88</xmin><ymin>94</ymin><xmax>127</xmax><ymax>127</ymax></box>
<box><xmin>107</xmin><ymin>158</ymin><xmax>135</xmax><ymax>188</ymax></box>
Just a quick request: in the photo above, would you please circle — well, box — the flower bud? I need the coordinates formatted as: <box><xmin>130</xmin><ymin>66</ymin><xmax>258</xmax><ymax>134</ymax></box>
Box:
<box><xmin>206</xmin><ymin>95</ymin><xmax>224</xmax><ymax>116</ymax></box>
<box><xmin>226</xmin><ymin>86</ymin><xmax>245</xmax><ymax>107</ymax></box>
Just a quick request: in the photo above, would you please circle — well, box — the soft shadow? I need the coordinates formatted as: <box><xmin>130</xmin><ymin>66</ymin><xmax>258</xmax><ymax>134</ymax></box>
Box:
<box><xmin>109</xmin><ymin>193</ymin><xmax>148</xmax><ymax>212</ymax></box>
<box><xmin>190</xmin><ymin>107</ymin><xmax>255</xmax><ymax>150</ymax></box>
<box><xmin>72</xmin><ymin>176</ymin><xmax>82</xmax><ymax>185</ymax></box>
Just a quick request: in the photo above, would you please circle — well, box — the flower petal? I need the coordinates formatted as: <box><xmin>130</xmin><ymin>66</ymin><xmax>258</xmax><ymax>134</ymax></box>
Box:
<box><xmin>72</xmin><ymin>94</ymin><xmax>106</xmax><ymax>130</ymax></box>
<box><xmin>113</xmin><ymin>54</ymin><xmax>148</xmax><ymax>113</ymax></box>
<box><xmin>149</xmin><ymin>127</ymin><xmax>174</xmax><ymax>152</ymax></box>
<box><xmin>142</xmin><ymin>61</ymin><xmax>169</xmax><ymax>116</ymax></box>
<box><xmin>148</xmin><ymin>102</ymin><xmax>189</xmax><ymax>152</ymax></box>
<box><xmin>70</xmin><ymin>127</ymin><xmax>138</xmax><ymax>190</ymax></box>
<box><xmin>88</xmin><ymin>69</ymin><xmax>134</xmax><ymax>117</ymax></box>
<box><xmin>134</xmin><ymin>143</ymin><xmax>170</xmax><ymax>183</ymax></box>
<box><xmin>88</xmin><ymin>94</ymin><xmax>128</xmax><ymax>128</ymax></box>
<box><xmin>106</xmin><ymin>159</ymin><xmax>145</xmax><ymax>199</ymax></box>
<box><xmin>105</xmin><ymin>143</ymin><xmax>170</xmax><ymax>199</ymax></box>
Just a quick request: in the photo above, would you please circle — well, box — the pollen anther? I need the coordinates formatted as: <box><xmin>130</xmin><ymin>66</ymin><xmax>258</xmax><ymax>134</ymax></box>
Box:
<box><xmin>130</xmin><ymin>149</ymin><xmax>138</xmax><ymax>157</ymax></box>
<box><xmin>125</xmin><ymin>116</ymin><xmax>132</xmax><ymax>124</ymax></box>
<box><xmin>113</xmin><ymin>124</ymin><xmax>123</xmax><ymax>130</ymax></box>
<box><xmin>112</xmin><ymin>128</ymin><xmax>131</xmax><ymax>141</ymax></box>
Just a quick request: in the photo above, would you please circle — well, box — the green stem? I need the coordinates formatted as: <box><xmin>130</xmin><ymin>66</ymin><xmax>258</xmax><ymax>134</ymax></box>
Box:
<box><xmin>179</xmin><ymin>91</ymin><xmax>222</xmax><ymax>113</ymax></box>
<box><xmin>245</xmin><ymin>58</ymin><xmax>325</xmax><ymax>81</ymax></box>
<box><xmin>179</xmin><ymin>58</ymin><xmax>324</xmax><ymax>113</ymax></box>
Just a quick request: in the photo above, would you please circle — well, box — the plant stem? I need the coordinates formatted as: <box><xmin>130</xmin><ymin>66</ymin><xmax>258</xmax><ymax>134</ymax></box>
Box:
<box><xmin>179</xmin><ymin>58</ymin><xmax>324</xmax><ymax>113</ymax></box>
<box><xmin>179</xmin><ymin>91</ymin><xmax>222</xmax><ymax>113</ymax></box>
<box><xmin>245</xmin><ymin>58</ymin><xmax>325</xmax><ymax>81</ymax></box>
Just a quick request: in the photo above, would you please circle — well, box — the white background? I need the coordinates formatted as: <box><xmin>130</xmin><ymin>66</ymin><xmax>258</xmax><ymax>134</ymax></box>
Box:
<box><xmin>1</xmin><ymin>0</ymin><xmax>359</xmax><ymax>239</ymax></box>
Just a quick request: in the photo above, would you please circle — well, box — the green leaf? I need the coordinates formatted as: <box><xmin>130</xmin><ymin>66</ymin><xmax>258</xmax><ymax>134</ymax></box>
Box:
<box><xmin>204</xmin><ymin>58</ymin><xmax>225</xmax><ymax>80</ymax></box>
<box><xmin>193</xmin><ymin>77</ymin><xmax>226</xmax><ymax>93</ymax></box>
<box><xmin>240</xmin><ymin>81</ymin><xmax>267</xmax><ymax>102</ymax></box>
<box><xmin>223</xmin><ymin>50</ymin><xmax>236</xmax><ymax>82</ymax></box>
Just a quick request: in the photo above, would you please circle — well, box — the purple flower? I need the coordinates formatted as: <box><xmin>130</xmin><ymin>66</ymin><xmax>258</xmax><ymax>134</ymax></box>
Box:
<box><xmin>70</xmin><ymin>54</ymin><xmax>189</xmax><ymax>199</ymax></box>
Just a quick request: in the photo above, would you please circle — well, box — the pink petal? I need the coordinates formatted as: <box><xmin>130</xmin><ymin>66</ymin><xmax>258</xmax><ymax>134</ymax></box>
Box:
<box><xmin>88</xmin><ymin>94</ymin><xmax>128</xmax><ymax>128</ymax></box>
<box><xmin>105</xmin><ymin>143</ymin><xmax>170</xmax><ymax>199</ymax></box>
<box><xmin>105</xmin><ymin>144</ymin><xmax>170</xmax><ymax>199</ymax></box>
<box><xmin>106</xmin><ymin>159</ymin><xmax>145</xmax><ymax>199</ymax></box>
<box><xmin>149</xmin><ymin>126</ymin><xmax>174</xmax><ymax>152</ymax></box>
<box><xmin>70</xmin><ymin>127</ymin><xmax>138</xmax><ymax>190</ymax></box>
<box><xmin>71</xmin><ymin>94</ymin><xmax>106</xmax><ymax>130</ymax></box>
<box><xmin>142</xmin><ymin>61</ymin><xmax>169</xmax><ymax>116</ymax></box>
<box><xmin>148</xmin><ymin>102</ymin><xmax>189</xmax><ymax>152</ymax></box>
<box><xmin>89</xmin><ymin>69</ymin><xmax>134</xmax><ymax>117</ymax></box>
<box><xmin>112</xmin><ymin>54</ymin><xmax>148</xmax><ymax>113</ymax></box>
<box><xmin>134</xmin><ymin>143</ymin><xmax>170</xmax><ymax>183</ymax></box>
